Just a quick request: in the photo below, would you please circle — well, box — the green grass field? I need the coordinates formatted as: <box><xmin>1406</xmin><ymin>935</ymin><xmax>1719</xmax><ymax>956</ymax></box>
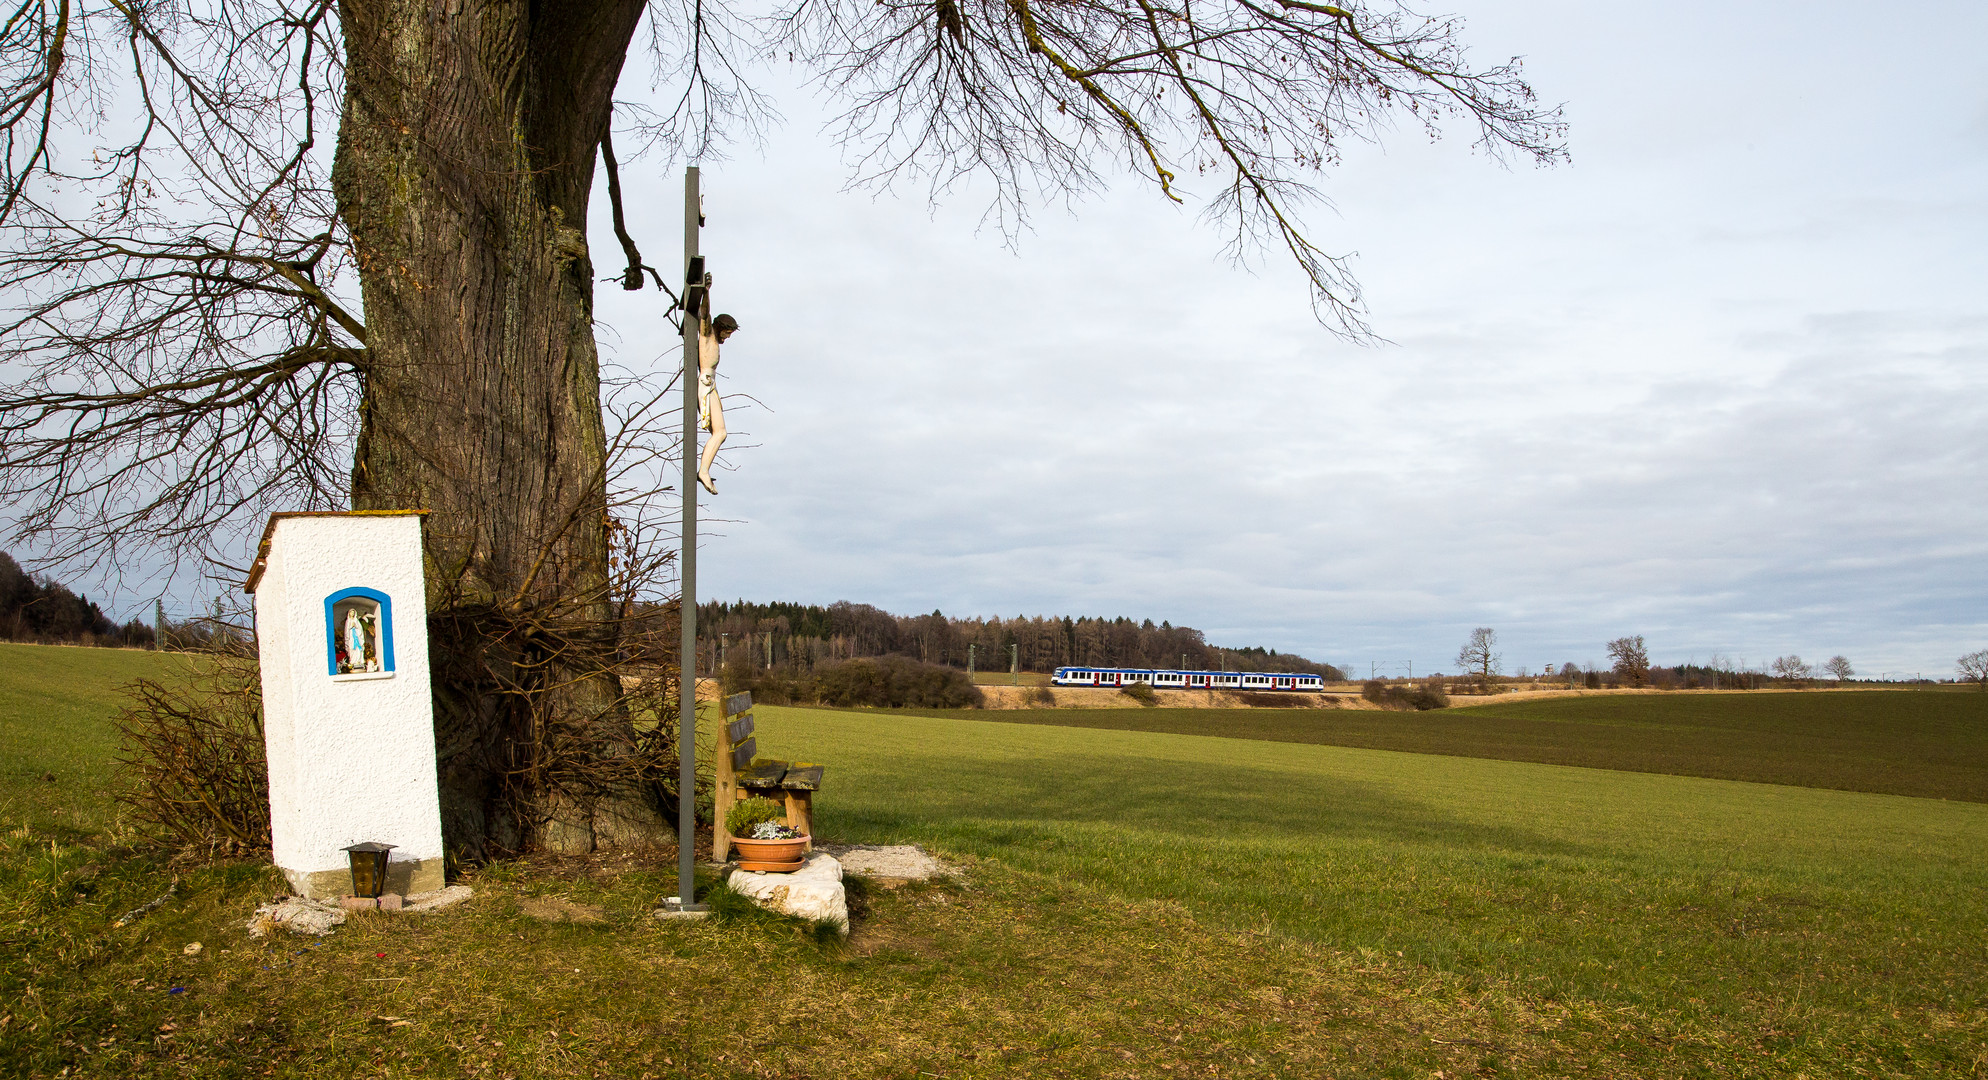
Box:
<box><xmin>879</xmin><ymin>690</ymin><xmax>1988</xmax><ymax>802</ymax></box>
<box><xmin>765</xmin><ymin>708</ymin><xmax>1988</xmax><ymax>1058</ymax></box>
<box><xmin>6</xmin><ymin>643</ymin><xmax>1987</xmax><ymax>1078</ymax></box>
<box><xmin>0</xmin><ymin>643</ymin><xmax>186</xmax><ymax>832</ymax></box>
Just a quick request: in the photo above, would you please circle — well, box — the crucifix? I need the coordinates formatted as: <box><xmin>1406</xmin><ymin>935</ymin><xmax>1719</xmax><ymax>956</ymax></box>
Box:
<box><xmin>695</xmin><ymin>304</ymin><xmax>739</xmax><ymax>495</ymax></box>
<box><xmin>672</xmin><ymin>168</ymin><xmax>708</xmax><ymax>914</ymax></box>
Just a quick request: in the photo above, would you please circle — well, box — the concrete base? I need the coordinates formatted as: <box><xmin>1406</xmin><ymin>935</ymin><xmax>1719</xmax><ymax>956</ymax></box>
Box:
<box><xmin>281</xmin><ymin>856</ymin><xmax>444</xmax><ymax>900</ymax></box>
<box><xmin>652</xmin><ymin>908</ymin><xmax>712</xmax><ymax>922</ymax></box>
<box><xmin>652</xmin><ymin>896</ymin><xmax>712</xmax><ymax>922</ymax></box>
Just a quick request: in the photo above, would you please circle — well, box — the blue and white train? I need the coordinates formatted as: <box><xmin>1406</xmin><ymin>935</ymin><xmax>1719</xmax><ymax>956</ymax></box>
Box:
<box><xmin>1052</xmin><ymin>666</ymin><xmax>1326</xmax><ymax>692</ymax></box>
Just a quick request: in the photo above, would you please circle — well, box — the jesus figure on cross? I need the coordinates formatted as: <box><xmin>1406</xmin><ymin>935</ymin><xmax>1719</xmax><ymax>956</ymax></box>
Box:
<box><xmin>696</xmin><ymin>306</ymin><xmax>738</xmax><ymax>495</ymax></box>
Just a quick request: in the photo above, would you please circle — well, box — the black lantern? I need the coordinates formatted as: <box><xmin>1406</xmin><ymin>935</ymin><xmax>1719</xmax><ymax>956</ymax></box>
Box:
<box><xmin>343</xmin><ymin>841</ymin><xmax>395</xmax><ymax>898</ymax></box>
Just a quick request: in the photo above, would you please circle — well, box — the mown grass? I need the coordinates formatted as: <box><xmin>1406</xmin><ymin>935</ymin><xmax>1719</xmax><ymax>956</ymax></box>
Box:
<box><xmin>761</xmin><ymin>706</ymin><xmax>1988</xmax><ymax>1075</ymax></box>
<box><xmin>874</xmin><ymin>690</ymin><xmax>1988</xmax><ymax>802</ymax></box>
<box><xmin>5</xmin><ymin>645</ymin><xmax>1987</xmax><ymax>1077</ymax></box>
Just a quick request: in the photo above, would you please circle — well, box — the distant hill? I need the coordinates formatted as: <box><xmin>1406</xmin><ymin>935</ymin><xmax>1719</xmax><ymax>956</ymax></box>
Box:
<box><xmin>0</xmin><ymin>552</ymin><xmax>154</xmax><ymax>648</ymax></box>
<box><xmin>696</xmin><ymin>599</ymin><xmax>1345</xmax><ymax>680</ymax></box>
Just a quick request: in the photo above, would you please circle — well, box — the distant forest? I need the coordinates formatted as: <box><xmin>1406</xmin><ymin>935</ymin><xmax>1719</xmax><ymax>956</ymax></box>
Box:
<box><xmin>0</xmin><ymin>552</ymin><xmax>155</xmax><ymax>647</ymax></box>
<box><xmin>0</xmin><ymin>554</ymin><xmax>1347</xmax><ymax>676</ymax></box>
<box><xmin>695</xmin><ymin>599</ymin><xmax>1345</xmax><ymax>679</ymax></box>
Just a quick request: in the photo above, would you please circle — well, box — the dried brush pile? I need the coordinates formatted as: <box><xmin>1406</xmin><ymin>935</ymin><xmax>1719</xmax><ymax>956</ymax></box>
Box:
<box><xmin>115</xmin><ymin>651</ymin><xmax>271</xmax><ymax>857</ymax></box>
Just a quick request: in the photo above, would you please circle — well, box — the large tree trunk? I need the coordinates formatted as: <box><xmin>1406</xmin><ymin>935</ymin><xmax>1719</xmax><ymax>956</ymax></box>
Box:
<box><xmin>332</xmin><ymin>0</ymin><xmax>661</xmax><ymax>859</ymax></box>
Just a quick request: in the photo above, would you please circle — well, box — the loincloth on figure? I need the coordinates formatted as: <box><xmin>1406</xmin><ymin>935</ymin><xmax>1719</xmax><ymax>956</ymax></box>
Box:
<box><xmin>698</xmin><ymin>372</ymin><xmax>718</xmax><ymax>431</ymax></box>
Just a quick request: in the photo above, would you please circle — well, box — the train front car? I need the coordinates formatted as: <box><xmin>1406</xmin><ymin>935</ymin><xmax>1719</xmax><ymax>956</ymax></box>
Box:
<box><xmin>1051</xmin><ymin>667</ymin><xmax>1089</xmax><ymax>687</ymax></box>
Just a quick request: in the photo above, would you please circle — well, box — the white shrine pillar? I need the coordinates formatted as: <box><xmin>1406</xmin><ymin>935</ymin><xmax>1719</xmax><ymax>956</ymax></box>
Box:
<box><xmin>245</xmin><ymin>511</ymin><xmax>445</xmax><ymax>898</ymax></box>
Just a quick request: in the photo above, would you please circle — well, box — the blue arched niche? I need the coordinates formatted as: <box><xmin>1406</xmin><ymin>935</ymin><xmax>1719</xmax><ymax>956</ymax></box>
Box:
<box><xmin>324</xmin><ymin>587</ymin><xmax>396</xmax><ymax>677</ymax></box>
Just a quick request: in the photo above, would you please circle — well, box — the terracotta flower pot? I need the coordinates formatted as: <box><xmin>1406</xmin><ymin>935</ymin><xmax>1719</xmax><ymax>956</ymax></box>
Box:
<box><xmin>730</xmin><ymin>834</ymin><xmax>810</xmax><ymax>872</ymax></box>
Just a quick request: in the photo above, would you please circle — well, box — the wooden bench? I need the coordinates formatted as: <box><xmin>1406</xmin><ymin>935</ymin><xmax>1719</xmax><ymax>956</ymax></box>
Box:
<box><xmin>713</xmin><ymin>692</ymin><xmax>825</xmax><ymax>863</ymax></box>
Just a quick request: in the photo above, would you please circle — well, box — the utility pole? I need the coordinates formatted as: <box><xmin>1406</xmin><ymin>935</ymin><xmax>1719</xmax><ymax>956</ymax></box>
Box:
<box><xmin>672</xmin><ymin>166</ymin><xmax>706</xmax><ymax>915</ymax></box>
<box><xmin>967</xmin><ymin>643</ymin><xmax>976</xmax><ymax>677</ymax></box>
<box><xmin>1010</xmin><ymin>643</ymin><xmax>1019</xmax><ymax>686</ymax></box>
<box><xmin>154</xmin><ymin>599</ymin><xmax>167</xmax><ymax>651</ymax></box>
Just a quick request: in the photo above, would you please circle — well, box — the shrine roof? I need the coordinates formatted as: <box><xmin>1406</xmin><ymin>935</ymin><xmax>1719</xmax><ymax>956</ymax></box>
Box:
<box><xmin>243</xmin><ymin>510</ymin><xmax>429</xmax><ymax>593</ymax></box>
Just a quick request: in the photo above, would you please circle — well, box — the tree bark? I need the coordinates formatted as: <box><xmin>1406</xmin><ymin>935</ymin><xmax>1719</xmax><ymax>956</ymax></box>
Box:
<box><xmin>332</xmin><ymin>0</ymin><xmax>658</xmax><ymax>859</ymax></box>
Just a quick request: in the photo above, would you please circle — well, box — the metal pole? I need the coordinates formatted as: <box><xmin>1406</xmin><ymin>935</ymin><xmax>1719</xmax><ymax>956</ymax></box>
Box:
<box><xmin>967</xmin><ymin>643</ymin><xmax>975</xmax><ymax>676</ymax></box>
<box><xmin>1010</xmin><ymin>643</ymin><xmax>1018</xmax><ymax>685</ymax></box>
<box><xmin>675</xmin><ymin>166</ymin><xmax>704</xmax><ymax>912</ymax></box>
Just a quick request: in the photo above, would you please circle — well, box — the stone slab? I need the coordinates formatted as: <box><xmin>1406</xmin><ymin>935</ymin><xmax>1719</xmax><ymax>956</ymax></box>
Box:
<box><xmin>402</xmin><ymin>885</ymin><xmax>473</xmax><ymax>913</ymax></box>
<box><xmin>249</xmin><ymin>896</ymin><xmax>347</xmax><ymax>937</ymax></box>
<box><xmin>822</xmin><ymin>844</ymin><xmax>950</xmax><ymax>882</ymax></box>
<box><xmin>247</xmin><ymin>886</ymin><xmax>470</xmax><ymax>937</ymax></box>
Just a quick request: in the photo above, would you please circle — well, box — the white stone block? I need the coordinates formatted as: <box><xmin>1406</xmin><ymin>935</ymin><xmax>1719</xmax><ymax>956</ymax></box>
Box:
<box><xmin>247</xmin><ymin>512</ymin><xmax>445</xmax><ymax>898</ymax></box>
<box><xmin>727</xmin><ymin>852</ymin><xmax>848</xmax><ymax>933</ymax></box>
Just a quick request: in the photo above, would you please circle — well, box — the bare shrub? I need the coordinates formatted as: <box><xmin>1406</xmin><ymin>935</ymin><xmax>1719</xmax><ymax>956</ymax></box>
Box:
<box><xmin>721</xmin><ymin>656</ymin><xmax>813</xmax><ymax>706</ymax></box>
<box><xmin>1028</xmin><ymin>685</ymin><xmax>1056</xmax><ymax>707</ymax></box>
<box><xmin>116</xmin><ymin>654</ymin><xmax>270</xmax><ymax>858</ymax></box>
<box><xmin>1119</xmin><ymin>682</ymin><xmax>1158</xmax><ymax>707</ymax></box>
<box><xmin>1361</xmin><ymin>679</ymin><xmax>1448</xmax><ymax>711</ymax></box>
<box><xmin>698</xmin><ymin>653</ymin><xmax>992</xmax><ymax>710</ymax></box>
<box><xmin>813</xmin><ymin>657</ymin><xmax>984</xmax><ymax>709</ymax></box>
<box><xmin>1236</xmin><ymin>692</ymin><xmax>1307</xmax><ymax>708</ymax></box>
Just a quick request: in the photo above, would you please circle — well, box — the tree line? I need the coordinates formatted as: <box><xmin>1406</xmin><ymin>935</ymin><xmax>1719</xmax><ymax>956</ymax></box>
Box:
<box><xmin>695</xmin><ymin>600</ymin><xmax>1345</xmax><ymax>680</ymax></box>
<box><xmin>1451</xmin><ymin>627</ymin><xmax>1916</xmax><ymax>690</ymax></box>
<box><xmin>0</xmin><ymin>552</ymin><xmax>154</xmax><ymax>647</ymax></box>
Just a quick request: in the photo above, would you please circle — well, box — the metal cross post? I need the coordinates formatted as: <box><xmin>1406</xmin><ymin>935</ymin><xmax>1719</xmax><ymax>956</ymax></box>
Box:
<box><xmin>674</xmin><ymin>166</ymin><xmax>707</xmax><ymax>913</ymax></box>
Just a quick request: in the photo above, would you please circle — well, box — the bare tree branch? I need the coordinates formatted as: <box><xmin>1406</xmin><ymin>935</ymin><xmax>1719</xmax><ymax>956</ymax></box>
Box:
<box><xmin>775</xmin><ymin>0</ymin><xmax>1566</xmax><ymax>334</ymax></box>
<box><xmin>0</xmin><ymin>0</ymin><xmax>1562</xmax><ymax>584</ymax></box>
<box><xmin>0</xmin><ymin>0</ymin><xmax>356</xmax><ymax>576</ymax></box>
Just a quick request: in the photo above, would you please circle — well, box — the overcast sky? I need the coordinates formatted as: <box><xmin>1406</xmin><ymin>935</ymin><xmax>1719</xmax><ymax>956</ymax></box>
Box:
<box><xmin>582</xmin><ymin>0</ymin><xmax>1988</xmax><ymax>678</ymax></box>
<box><xmin>40</xmin><ymin>0</ymin><xmax>1988</xmax><ymax>679</ymax></box>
